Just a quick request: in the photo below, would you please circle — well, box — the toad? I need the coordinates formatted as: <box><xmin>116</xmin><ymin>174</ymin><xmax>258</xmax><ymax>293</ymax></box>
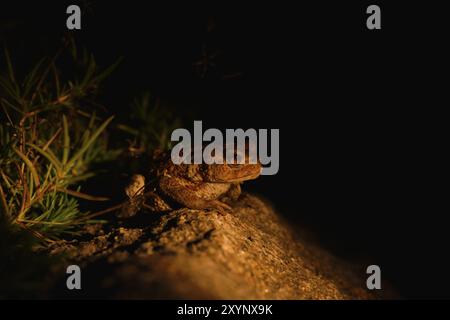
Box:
<box><xmin>119</xmin><ymin>149</ymin><xmax>261</xmax><ymax>217</ymax></box>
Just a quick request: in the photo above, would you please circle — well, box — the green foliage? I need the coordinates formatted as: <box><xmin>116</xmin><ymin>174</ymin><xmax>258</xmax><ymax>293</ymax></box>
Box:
<box><xmin>117</xmin><ymin>92</ymin><xmax>182</xmax><ymax>153</ymax></box>
<box><xmin>0</xmin><ymin>43</ymin><xmax>120</xmax><ymax>240</ymax></box>
<box><xmin>0</xmin><ymin>37</ymin><xmax>185</xmax><ymax>297</ymax></box>
<box><xmin>0</xmin><ymin>38</ymin><xmax>183</xmax><ymax>243</ymax></box>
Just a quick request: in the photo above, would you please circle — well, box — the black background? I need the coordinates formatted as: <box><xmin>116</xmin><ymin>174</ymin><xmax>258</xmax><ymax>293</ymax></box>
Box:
<box><xmin>1</xmin><ymin>1</ymin><xmax>448</xmax><ymax>298</ymax></box>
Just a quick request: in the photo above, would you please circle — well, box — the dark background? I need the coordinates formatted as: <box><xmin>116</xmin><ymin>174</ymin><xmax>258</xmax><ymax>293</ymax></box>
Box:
<box><xmin>1</xmin><ymin>1</ymin><xmax>447</xmax><ymax>298</ymax></box>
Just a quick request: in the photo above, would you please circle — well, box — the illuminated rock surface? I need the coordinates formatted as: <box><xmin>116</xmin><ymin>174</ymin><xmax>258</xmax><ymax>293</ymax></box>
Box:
<box><xmin>49</xmin><ymin>194</ymin><xmax>394</xmax><ymax>299</ymax></box>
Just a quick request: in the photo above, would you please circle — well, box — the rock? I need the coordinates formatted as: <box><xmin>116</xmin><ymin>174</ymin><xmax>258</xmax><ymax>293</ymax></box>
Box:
<box><xmin>49</xmin><ymin>194</ymin><xmax>395</xmax><ymax>299</ymax></box>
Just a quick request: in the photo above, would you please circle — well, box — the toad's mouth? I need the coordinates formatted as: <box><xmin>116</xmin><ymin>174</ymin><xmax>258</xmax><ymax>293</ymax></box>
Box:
<box><xmin>213</xmin><ymin>167</ymin><xmax>262</xmax><ymax>183</ymax></box>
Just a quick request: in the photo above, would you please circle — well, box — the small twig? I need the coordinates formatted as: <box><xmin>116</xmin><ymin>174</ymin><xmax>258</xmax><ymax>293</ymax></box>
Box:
<box><xmin>55</xmin><ymin>187</ymin><xmax>109</xmax><ymax>201</ymax></box>
<box><xmin>42</xmin><ymin>127</ymin><xmax>62</xmax><ymax>151</ymax></box>
<box><xmin>15</xmin><ymin>162</ymin><xmax>28</xmax><ymax>220</ymax></box>
<box><xmin>52</xmin><ymin>93</ymin><xmax>70</xmax><ymax>106</ymax></box>
<box><xmin>72</xmin><ymin>204</ymin><xmax>122</xmax><ymax>223</ymax></box>
<box><xmin>0</xmin><ymin>183</ymin><xmax>10</xmax><ymax>218</ymax></box>
<box><xmin>30</xmin><ymin>48</ymin><xmax>63</xmax><ymax>105</ymax></box>
<box><xmin>142</xmin><ymin>203</ymin><xmax>156</xmax><ymax>211</ymax></box>
<box><xmin>16</xmin><ymin>220</ymin><xmax>55</xmax><ymax>243</ymax></box>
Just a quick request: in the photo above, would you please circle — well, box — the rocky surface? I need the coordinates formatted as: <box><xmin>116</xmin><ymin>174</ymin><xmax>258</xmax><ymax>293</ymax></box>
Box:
<box><xmin>47</xmin><ymin>194</ymin><xmax>394</xmax><ymax>299</ymax></box>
